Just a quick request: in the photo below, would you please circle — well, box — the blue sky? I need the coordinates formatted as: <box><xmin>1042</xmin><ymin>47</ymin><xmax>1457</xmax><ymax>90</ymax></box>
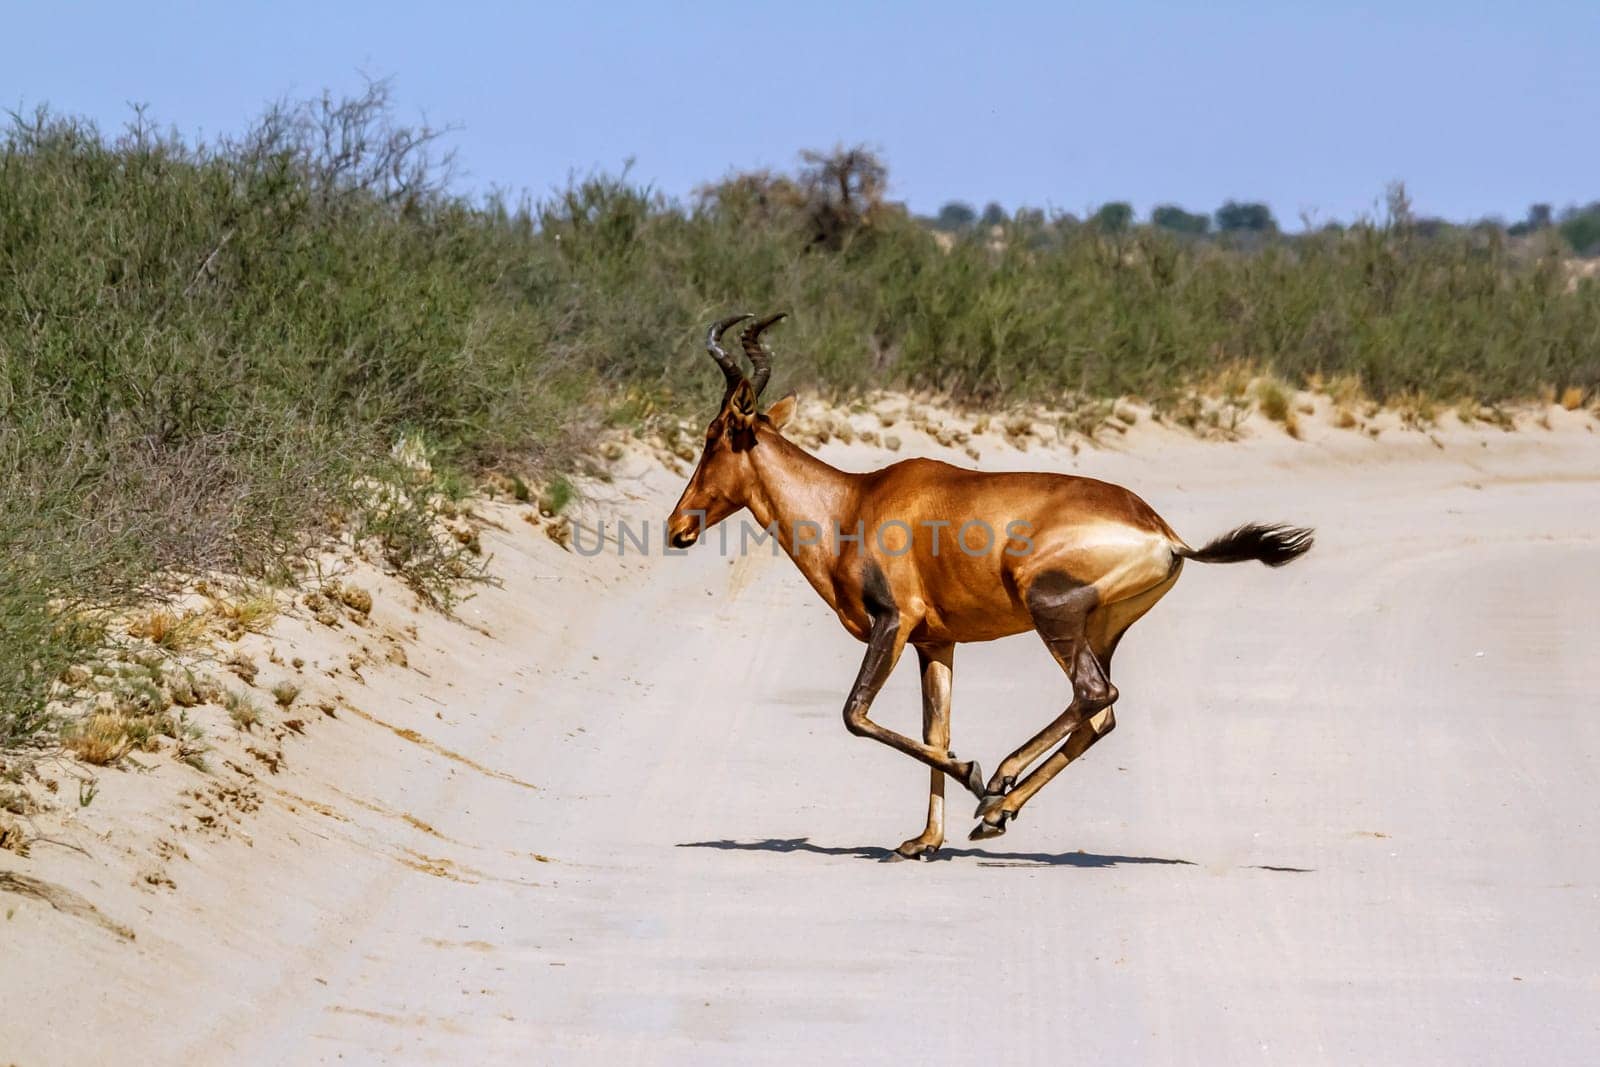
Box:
<box><xmin>6</xmin><ymin>2</ymin><xmax>1597</xmax><ymax>228</ymax></box>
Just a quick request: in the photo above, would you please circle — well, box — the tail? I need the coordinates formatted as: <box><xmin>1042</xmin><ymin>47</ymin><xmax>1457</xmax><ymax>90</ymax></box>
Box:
<box><xmin>1175</xmin><ymin>522</ymin><xmax>1314</xmax><ymax>568</ymax></box>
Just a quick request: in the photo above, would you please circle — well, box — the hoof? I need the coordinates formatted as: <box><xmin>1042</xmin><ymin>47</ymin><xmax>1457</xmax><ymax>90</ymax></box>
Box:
<box><xmin>962</xmin><ymin>760</ymin><xmax>987</xmax><ymax>799</ymax></box>
<box><xmin>974</xmin><ymin>792</ymin><xmax>1006</xmax><ymax>819</ymax></box>
<box><xmin>984</xmin><ymin>773</ymin><xmax>1016</xmax><ymax>796</ymax></box>
<box><xmin>968</xmin><ymin>810</ymin><xmax>1012</xmax><ymax>841</ymax></box>
<box><xmin>894</xmin><ymin>840</ymin><xmax>940</xmax><ymax>862</ymax></box>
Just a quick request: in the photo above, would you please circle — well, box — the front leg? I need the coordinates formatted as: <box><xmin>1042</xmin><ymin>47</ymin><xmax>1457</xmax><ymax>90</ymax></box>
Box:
<box><xmin>895</xmin><ymin>643</ymin><xmax>955</xmax><ymax>861</ymax></box>
<box><xmin>842</xmin><ymin>613</ymin><xmax>984</xmax><ymax>803</ymax></box>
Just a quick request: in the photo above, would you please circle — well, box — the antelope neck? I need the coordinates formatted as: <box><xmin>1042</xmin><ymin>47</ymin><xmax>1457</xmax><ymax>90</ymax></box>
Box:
<box><xmin>743</xmin><ymin>428</ymin><xmax>861</xmax><ymax>611</ymax></box>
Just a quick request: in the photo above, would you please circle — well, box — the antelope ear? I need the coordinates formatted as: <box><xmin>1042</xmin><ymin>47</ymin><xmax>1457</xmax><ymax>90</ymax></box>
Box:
<box><xmin>726</xmin><ymin>378</ymin><xmax>759</xmax><ymax>428</ymax></box>
<box><xmin>764</xmin><ymin>392</ymin><xmax>797</xmax><ymax>431</ymax></box>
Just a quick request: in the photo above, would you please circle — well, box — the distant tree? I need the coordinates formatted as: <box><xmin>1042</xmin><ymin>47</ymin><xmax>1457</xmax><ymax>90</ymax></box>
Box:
<box><xmin>1559</xmin><ymin>203</ymin><xmax>1600</xmax><ymax>256</ymax></box>
<box><xmin>1151</xmin><ymin>204</ymin><xmax>1210</xmax><ymax>235</ymax></box>
<box><xmin>1384</xmin><ymin>181</ymin><xmax>1414</xmax><ymax>229</ymax></box>
<box><xmin>1215</xmin><ymin>200</ymin><xmax>1277</xmax><ymax>233</ymax></box>
<box><xmin>1090</xmin><ymin>201</ymin><xmax>1133</xmax><ymax>233</ymax></box>
<box><xmin>980</xmin><ymin>201</ymin><xmax>1007</xmax><ymax>227</ymax></box>
<box><xmin>1508</xmin><ymin>202</ymin><xmax>1558</xmax><ymax>238</ymax></box>
<box><xmin>702</xmin><ymin>146</ymin><xmax>896</xmax><ymax>250</ymax></box>
<box><xmin>1009</xmin><ymin>206</ymin><xmax>1050</xmax><ymax>248</ymax></box>
<box><xmin>795</xmin><ymin>145</ymin><xmax>890</xmax><ymax>249</ymax></box>
<box><xmin>1052</xmin><ymin>211</ymin><xmax>1084</xmax><ymax>234</ymax></box>
<box><xmin>934</xmin><ymin>200</ymin><xmax>977</xmax><ymax>231</ymax></box>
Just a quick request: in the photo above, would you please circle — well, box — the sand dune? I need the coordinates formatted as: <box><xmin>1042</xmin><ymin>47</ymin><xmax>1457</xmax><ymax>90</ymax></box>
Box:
<box><xmin>4</xmin><ymin>403</ymin><xmax>1599</xmax><ymax>1064</ymax></box>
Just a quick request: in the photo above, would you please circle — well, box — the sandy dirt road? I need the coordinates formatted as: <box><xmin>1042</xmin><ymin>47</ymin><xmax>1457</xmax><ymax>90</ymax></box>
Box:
<box><xmin>5</xmin><ymin>414</ymin><xmax>1599</xmax><ymax>1064</ymax></box>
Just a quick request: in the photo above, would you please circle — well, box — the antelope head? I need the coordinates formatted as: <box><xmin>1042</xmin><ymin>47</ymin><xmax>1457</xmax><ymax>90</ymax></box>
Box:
<box><xmin>666</xmin><ymin>312</ymin><xmax>797</xmax><ymax>549</ymax></box>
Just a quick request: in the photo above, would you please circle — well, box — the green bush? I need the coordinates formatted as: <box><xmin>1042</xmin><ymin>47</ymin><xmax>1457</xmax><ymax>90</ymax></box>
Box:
<box><xmin>1090</xmin><ymin>202</ymin><xmax>1134</xmax><ymax>233</ymax></box>
<box><xmin>1559</xmin><ymin>204</ymin><xmax>1600</xmax><ymax>256</ymax></box>
<box><xmin>1216</xmin><ymin>200</ymin><xmax>1277</xmax><ymax>233</ymax></box>
<box><xmin>1152</xmin><ymin>204</ymin><xmax>1211</xmax><ymax>235</ymax></box>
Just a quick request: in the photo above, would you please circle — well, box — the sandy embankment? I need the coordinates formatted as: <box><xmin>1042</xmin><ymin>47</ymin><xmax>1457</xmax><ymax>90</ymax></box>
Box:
<box><xmin>3</xmin><ymin>396</ymin><xmax>1598</xmax><ymax>1064</ymax></box>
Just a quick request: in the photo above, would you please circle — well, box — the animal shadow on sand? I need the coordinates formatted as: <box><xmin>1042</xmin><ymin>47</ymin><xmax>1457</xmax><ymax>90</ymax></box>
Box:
<box><xmin>678</xmin><ymin>837</ymin><xmax>1199</xmax><ymax>869</ymax></box>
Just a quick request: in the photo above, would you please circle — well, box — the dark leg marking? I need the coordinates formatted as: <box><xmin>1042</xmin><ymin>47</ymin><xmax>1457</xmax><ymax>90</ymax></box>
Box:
<box><xmin>1026</xmin><ymin>571</ymin><xmax>1116</xmax><ymax>710</ymax></box>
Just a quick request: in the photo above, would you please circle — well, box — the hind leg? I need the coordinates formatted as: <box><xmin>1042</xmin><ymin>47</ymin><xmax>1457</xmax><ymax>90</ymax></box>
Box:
<box><xmin>979</xmin><ymin>638</ymin><xmax>1111</xmax><ymax>806</ymax></box>
<box><xmin>977</xmin><ymin>572</ymin><xmax>1113</xmax><ymax>809</ymax></box>
<box><xmin>973</xmin><ymin>564</ymin><xmax>1180</xmax><ymax>838</ymax></box>
<box><xmin>894</xmin><ymin>643</ymin><xmax>954</xmax><ymax>861</ymax></box>
<box><xmin>971</xmin><ymin>707</ymin><xmax>1117</xmax><ymax>839</ymax></box>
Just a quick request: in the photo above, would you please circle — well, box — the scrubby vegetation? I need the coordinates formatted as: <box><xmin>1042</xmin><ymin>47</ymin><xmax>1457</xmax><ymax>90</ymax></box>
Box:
<box><xmin>3</xmin><ymin>82</ymin><xmax>1599</xmax><ymax>746</ymax></box>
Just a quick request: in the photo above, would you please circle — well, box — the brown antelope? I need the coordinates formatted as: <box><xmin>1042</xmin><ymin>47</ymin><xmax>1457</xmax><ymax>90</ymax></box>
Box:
<box><xmin>667</xmin><ymin>314</ymin><xmax>1313</xmax><ymax>860</ymax></box>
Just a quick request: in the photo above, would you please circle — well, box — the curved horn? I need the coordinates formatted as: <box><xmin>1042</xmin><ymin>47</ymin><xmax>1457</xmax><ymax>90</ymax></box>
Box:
<box><xmin>705</xmin><ymin>313</ymin><xmax>752</xmax><ymax>391</ymax></box>
<box><xmin>739</xmin><ymin>312</ymin><xmax>787</xmax><ymax>398</ymax></box>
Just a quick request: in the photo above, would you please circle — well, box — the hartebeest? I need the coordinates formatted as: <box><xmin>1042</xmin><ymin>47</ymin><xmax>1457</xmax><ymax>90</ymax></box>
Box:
<box><xmin>667</xmin><ymin>314</ymin><xmax>1313</xmax><ymax>859</ymax></box>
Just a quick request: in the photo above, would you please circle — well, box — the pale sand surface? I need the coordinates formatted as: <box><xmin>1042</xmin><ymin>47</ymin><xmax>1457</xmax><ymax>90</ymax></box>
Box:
<box><xmin>3</xmin><ymin>405</ymin><xmax>1598</xmax><ymax>1064</ymax></box>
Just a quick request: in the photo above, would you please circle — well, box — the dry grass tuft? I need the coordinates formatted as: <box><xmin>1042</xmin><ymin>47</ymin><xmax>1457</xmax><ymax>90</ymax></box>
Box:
<box><xmin>64</xmin><ymin>676</ymin><xmax>185</xmax><ymax>763</ymax></box>
<box><xmin>0</xmin><ymin>815</ymin><xmax>27</xmax><ymax>855</ymax></box>
<box><xmin>1396</xmin><ymin>392</ymin><xmax>1440</xmax><ymax>430</ymax></box>
<box><xmin>537</xmin><ymin>476</ymin><xmax>575</xmax><ymax>517</ymax></box>
<box><xmin>1165</xmin><ymin>392</ymin><xmax>1249</xmax><ymax>440</ymax></box>
<box><xmin>164</xmin><ymin>668</ymin><xmax>215</xmax><ymax>709</ymax></box>
<box><xmin>224</xmin><ymin>690</ymin><xmax>262</xmax><ymax>732</ymax></box>
<box><xmin>225</xmin><ymin>653</ymin><xmax>259</xmax><ymax>685</ymax></box>
<box><xmin>1321</xmin><ymin>374</ymin><xmax>1367</xmax><ymax>409</ymax></box>
<box><xmin>192</xmin><ymin>673</ymin><xmax>224</xmax><ymax>705</ymax></box>
<box><xmin>447</xmin><ymin>523</ymin><xmax>482</xmax><ymax>555</ymax></box>
<box><xmin>1254</xmin><ymin>378</ymin><xmax>1293</xmax><ymax>423</ymax></box>
<box><xmin>65</xmin><ymin>713</ymin><xmax>135</xmax><ymax>765</ymax></box>
<box><xmin>1057</xmin><ymin>398</ymin><xmax>1116</xmax><ymax>440</ymax></box>
<box><xmin>212</xmin><ymin>594</ymin><xmax>277</xmax><ymax>634</ymax></box>
<box><xmin>330</xmin><ymin>582</ymin><xmax>372</xmax><ymax>616</ymax></box>
<box><xmin>302</xmin><ymin>590</ymin><xmax>342</xmax><ymax>628</ymax></box>
<box><xmin>1560</xmin><ymin>385</ymin><xmax>1585</xmax><ymax>410</ymax></box>
<box><xmin>1002</xmin><ymin>414</ymin><xmax>1034</xmax><ymax>439</ymax></box>
<box><xmin>1481</xmin><ymin>405</ymin><xmax>1517</xmax><ymax>431</ymax></box>
<box><xmin>126</xmin><ymin>608</ymin><xmax>209</xmax><ymax>651</ymax></box>
<box><xmin>1252</xmin><ymin>379</ymin><xmax>1301</xmax><ymax>437</ymax></box>
<box><xmin>270</xmin><ymin>681</ymin><xmax>300</xmax><ymax>708</ymax></box>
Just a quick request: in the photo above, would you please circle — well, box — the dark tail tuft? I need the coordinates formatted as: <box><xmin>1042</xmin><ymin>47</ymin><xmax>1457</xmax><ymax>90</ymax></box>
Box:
<box><xmin>1176</xmin><ymin>523</ymin><xmax>1315</xmax><ymax>568</ymax></box>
